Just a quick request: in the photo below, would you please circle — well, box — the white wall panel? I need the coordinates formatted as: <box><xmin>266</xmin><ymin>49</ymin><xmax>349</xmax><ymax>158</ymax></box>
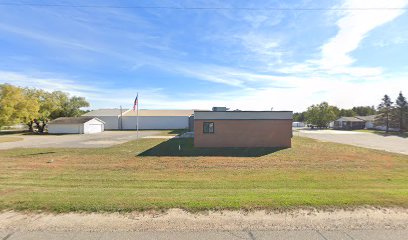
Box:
<box><xmin>95</xmin><ymin>116</ymin><xmax>119</xmax><ymax>130</ymax></box>
<box><xmin>48</xmin><ymin>124</ymin><xmax>82</xmax><ymax>134</ymax></box>
<box><xmin>122</xmin><ymin>116</ymin><xmax>189</xmax><ymax>130</ymax></box>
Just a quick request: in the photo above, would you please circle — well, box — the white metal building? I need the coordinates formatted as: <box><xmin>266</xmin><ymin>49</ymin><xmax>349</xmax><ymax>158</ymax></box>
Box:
<box><xmin>122</xmin><ymin>110</ymin><xmax>193</xmax><ymax>130</ymax></box>
<box><xmin>83</xmin><ymin>109</ymin><xmax>194</xmax><ymax>130</ymax></box>
<box><xmin>47</xmin><ymin>117</ymin><xmax>105</xmax><ymax>134</ymax></box>
<box><xmin>82</xmin><ymin>108</ymin><xmax>130</xmax><ymax>130</ymax></box>
<box><xmin>292</xmin><ymin>122</ymin><xmax>305</xmax><ymax>128</ymax></box>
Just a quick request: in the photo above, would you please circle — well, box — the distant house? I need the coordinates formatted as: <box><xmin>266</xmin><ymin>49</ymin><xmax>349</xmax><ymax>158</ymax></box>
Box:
<box><xmin>48</xmin><ymin>117</ymin><xmax>105</xmax><ymax>134</ymax></box>
<box><xmin>358</xmin><ymin>115</ymin><xmax>400</xmax><ymax>132</ymax></box>
<box><xmin>333</xmin><ymin>115</ymin><xmax>384</xmax><ymax>130</ymax></box>
<box><xmin>292</xmin><ymin>121</ymin><xmax>305</xmax><ymax>128</ymax></box>
<box><xmin>194</xmin><ymin>109</ymin><xmax>293</xmax><ymax>148</ymax></box>
<box><xmin>333</xmin><ymin>117</ymin><xmax>365</xmax><ymax>130</ymax></box>
<box><xmin>355</xmin><ymin>115</ymin><xmax>376</xmax><ymax>129</ymax></box>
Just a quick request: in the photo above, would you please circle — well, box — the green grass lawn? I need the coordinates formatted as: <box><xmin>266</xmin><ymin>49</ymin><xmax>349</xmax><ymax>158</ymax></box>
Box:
<box><xmin>0</xmin><ymin>134</ymin><xmax>407</xmax><ymax>212</ymax></box>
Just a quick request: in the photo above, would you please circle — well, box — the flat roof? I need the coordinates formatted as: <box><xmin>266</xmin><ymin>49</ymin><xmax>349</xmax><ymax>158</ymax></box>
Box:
<box><xmin>83</xmin><ymin>108</ymin><xmax>129</xmax><ymax>117</ymax></box>
<box><xmin>194</xmin><ymin>111</ymin><xmax>293</xmax><ymax>120</ymax></box>
<box><xmin>124</xmin><ymin>109</ymin><xmax>194</xmax><ymax>117</ymax></box>
<box><xmin>194</xmin><ymin>111</ymin><xmax>293</xmax><ymax>112</ymax></box>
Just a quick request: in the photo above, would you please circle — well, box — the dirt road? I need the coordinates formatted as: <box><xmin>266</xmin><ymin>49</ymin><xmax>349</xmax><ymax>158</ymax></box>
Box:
<box><xmin>0</xmin><ymin>131</ymin><xmax>160</xmax><ymax>149</ymax></box>
<box><xmin>1</xmin><ymin>208</ymin><xmax>407</xmax><ymax>239</ymax></box>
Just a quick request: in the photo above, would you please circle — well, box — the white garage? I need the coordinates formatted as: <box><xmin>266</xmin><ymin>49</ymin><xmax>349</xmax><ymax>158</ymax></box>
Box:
<box><xmin>82</xmin><ymin>108</ymin><xmax>130</xmax><ymax>130</ymax></box>
<box><xmin>47</xmin><ymin>117</ymin><xmax>105</xmax><ymax>134</ymax></box>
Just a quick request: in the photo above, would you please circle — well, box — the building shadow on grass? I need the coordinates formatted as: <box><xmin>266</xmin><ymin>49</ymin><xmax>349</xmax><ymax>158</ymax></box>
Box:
<box><xmin>0</xmin><ymin>130</ymin><xmax>27</xmax><ymax>135</ymax></box>
<box><xmin>17</xmin><ymin>151</ymin><xmax>57</xmax><ymax>157</ymax></box>
<box><xmin>138</xmin><ymin>138</ymin><xmax>286</xmax><ymax>157</ymax></box>
<box><xmin>168</xmin><ymin>129</ymin><xmax>189</xmax><ymax>135</ymax></box>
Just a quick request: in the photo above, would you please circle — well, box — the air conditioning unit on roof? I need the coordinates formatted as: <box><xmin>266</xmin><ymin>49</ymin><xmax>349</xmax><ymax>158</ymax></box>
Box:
<box><xmin>212</xmin><ymin>107</ymin><xmax>228</xmax><ymax>112</ymax></box>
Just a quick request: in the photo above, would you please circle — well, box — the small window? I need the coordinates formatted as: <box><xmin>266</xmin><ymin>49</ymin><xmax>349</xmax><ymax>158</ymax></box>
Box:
<box><xmin>203</xmin><ymin>122</ymin><xmax>214</xmax><ymax>133</ymax></box>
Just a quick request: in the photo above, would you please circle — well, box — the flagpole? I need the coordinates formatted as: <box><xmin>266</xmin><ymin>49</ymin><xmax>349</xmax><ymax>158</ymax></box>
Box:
<box><xmin>136</xmin><ymin>93</ymin><xmax>139</xmax><ymax>153</ymax></box>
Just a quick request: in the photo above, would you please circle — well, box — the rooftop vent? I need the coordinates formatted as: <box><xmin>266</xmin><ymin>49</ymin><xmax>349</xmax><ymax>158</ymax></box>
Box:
<box><xmin>212</xmin><ymin>107</ymin><xmax>228</xmax><ymax>112</ymax></box>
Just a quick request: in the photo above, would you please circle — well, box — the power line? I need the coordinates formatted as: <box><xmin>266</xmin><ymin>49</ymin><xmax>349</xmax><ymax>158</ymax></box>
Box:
<box><xmin>0</xmin><ymin>3</ymin><xmax>407</xmax><ymax>11</ymax></box>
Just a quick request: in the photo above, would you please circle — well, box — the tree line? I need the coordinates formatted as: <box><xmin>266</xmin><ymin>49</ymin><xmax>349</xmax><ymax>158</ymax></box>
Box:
<box><xmin>0</xmin><ymin>84</ymin><xmax>90</xmax><ymax>132</ymax></box>
<box><xmin>293</xmin><ymin>105</ymin><xmax>376</xmax><ymax>123</ymax></box>
<box><xmin>293</xmin><ymin>92</ymin><xmax>408</xmax><ymax>133</ymax></box>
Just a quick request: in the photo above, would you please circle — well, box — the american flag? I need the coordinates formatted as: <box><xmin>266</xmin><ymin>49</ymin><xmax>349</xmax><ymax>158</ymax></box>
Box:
<box><xmin>133</xmin><ymin>93</ymin><xmax>138</xmax><ymax>111</ymax></box>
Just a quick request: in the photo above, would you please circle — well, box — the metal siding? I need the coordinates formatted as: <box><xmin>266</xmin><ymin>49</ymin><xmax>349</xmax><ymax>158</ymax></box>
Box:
<box><xmin>93</xmin><ymin>116</ymin><xmax>119</xmax><ymax>130</ymax></box>
<box><xmin>188</xmin><ymin>115</ymin><xmax>194</xmax><ymax>131</ymax></box>
<box><xmin>48</xmin><ymin>124</ymin><xmax>82</xmax><ymax>134</ymax></box>
<box><xmin>123</xmin><ymin>110</ymin><xmax>194</xmax><ymax>117</ymax></box>
<box><xmin>122</xmin><ymin>116</ymin><xmax>189</xmax><ymax>129</ymax></box>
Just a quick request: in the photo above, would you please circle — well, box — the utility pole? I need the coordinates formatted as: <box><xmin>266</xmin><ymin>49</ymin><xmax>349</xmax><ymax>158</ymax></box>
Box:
<box><xmin>120</xmin><ymin>105</ymin><xmax>123</xmax><ymax>130</ymax></box>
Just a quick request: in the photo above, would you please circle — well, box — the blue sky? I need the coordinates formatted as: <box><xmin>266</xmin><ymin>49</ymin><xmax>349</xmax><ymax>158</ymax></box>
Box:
<box><xmin>0</xmin><ymin>0</ymin><xmax>408</xmax><ymax>111</ymax></box>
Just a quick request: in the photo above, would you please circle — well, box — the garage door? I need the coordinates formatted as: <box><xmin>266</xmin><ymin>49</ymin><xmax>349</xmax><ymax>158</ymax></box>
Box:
<box><xmin>86</xmin><ymin>124</ymin><xmax>103</xmax><ymax>134</ymax></box>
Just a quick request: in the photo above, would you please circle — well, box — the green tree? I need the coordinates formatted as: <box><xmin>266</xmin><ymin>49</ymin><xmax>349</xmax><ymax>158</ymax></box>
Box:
<box><xmin>352</xmin><ymin>106</ymin><xmax>376</xmax><ymax>116</ymax></box>
<box><xmin>338</xmin><ymin>108</ymin><xmax>356</xmax><ymax>117</ymax></box>
<box><xmin>31</xmin><ymin>90</ymin><xmax>90</xmax><ymax>132</ymax></box>
<box><xmin>375</xmin><ymin>95</ymin><xmax>394</xmax><ymax>133</ymax></box>
<box><xmin>64</xmin><ymin>96</ymin><xmax>90</xmax><ymax>117</ymax></box>
<box><xmin>0</xmin><ymin>84</ymin><xmax>39</xmax><ymax>129</ymax></box>
<box><xmin>25</xmin><ymin>89</ymin><xmax>52</xmax><ymax>132</ymax></box>
<box><xmin>47</xmin><ymin>91</ymin><xmax>70</xmax><ymax>119</ymax></box>
<box><xmin>293</xmin><ymin>112</ymin><xmax>306</xmax><ymax>122</ymax></box>
<box><xmin>1</xmin><ymin>84</ymin><xmax>90</xmax><ymax>133</ymax></box>
<box><xmin>305</xmin><ymin>102</ymin><xmax>337</xmax><ymax>128</ymax></box>
<box><xmin>395</xmin><ymin>91</ymin><xmax>408</xmax><ymax>133</ymax></box>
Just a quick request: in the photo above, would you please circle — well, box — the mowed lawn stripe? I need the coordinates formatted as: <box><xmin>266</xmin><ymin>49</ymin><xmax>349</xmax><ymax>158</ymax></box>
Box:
<box><xmin>1</xmin><ymin>188</ymin><xmax>406</xmax><ymax>212</ymax></box>
<box><xmin>0</xmin><ymin>135</ymin><xmax>407</xmax><ymax>212</ymax></box>
<box><xmin>1</xmin><ymin>170</ymin><xmax>407</xmax><ymax>188</ymax></box>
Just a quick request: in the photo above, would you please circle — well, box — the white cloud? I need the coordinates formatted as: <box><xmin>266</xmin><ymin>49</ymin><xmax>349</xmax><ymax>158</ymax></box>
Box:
<box><xmin>1</xmin><ymin>0</ymin><xmax>407</xmax><ymax>113</ymax></box>
<box><xmin>0</xmin><ymin>71</ymin><xmax>169</xmax><ymax>110</ymax></box>
<box><xmin>276</xmin><ymin>0</ymin><xmax>408</xmax><ymax>86</ymax></box>
<box><xmin>141</xmin><ymin>59</ymin><xmax>295</xmax><ymax>89</ymax></box>
<box><xmin>235</xmin><ymin>33</ymin><xmax>280</xmax><ymax>56</ymax></box>
<box><xmin>0</xmin><ymin>23</ymin><xmax>99</xmax><ymax>52</ymax></box>
<box><xmin>318</xmin><ymin>0</ymin><xmax>408</xmax><ymax>69</ymax></box>
<box><xmin>1</xmin><ymin>67</ymin><xmax>407</xmax><ymax>112</ymax></box>
<box><xmin>373</xmin><ymin>35</ymin><xmax>408</xmax><ymax>47</ymax></box>
<box><xmin>0</xmin><ymin>71</ymin><xmax>96</xmax><ymax>97</ymax></box>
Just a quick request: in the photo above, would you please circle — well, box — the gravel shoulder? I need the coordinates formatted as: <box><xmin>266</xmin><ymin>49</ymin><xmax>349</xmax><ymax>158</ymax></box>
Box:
<box><xmin>297</xmin><ymin>130</ymin><xmax>408</xmax><ymax>155</ymax></box>
<box><xmin>0</xmin><ymin>131</ymin><xmax>161</xmax><ymax>149</ymax></box>
<box><xmin>1</xmin><ymin>208</ymin><xmax>407</xmax><ymax>232</ymax></box>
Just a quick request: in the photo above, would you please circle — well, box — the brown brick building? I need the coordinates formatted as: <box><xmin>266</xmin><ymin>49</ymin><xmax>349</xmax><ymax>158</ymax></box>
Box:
<box><xmin>194</xmin><ymin>110</ymin><xmax>293</xmax><ymax>148</ymax></box>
